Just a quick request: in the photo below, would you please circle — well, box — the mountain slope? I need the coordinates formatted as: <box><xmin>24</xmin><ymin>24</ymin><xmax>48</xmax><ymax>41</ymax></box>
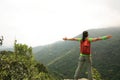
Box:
<box><xmin>34</xmin><ymin>27</ymin><xmax>120</xmax><ymax>80</ymax></box>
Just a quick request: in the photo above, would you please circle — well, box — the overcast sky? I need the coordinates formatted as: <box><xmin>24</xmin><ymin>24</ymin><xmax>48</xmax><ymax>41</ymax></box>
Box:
<box><xmin>0</xmin><ymin>0</ymin><xmax>120</xmax><ymax>47</ymax></box>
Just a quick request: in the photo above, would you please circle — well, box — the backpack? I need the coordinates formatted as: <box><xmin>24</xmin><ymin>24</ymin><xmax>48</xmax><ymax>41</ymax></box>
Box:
<box><xmin>80</xmin><ymin>39</ymin><xmax>91</xmax><ymax>54</ymax></box>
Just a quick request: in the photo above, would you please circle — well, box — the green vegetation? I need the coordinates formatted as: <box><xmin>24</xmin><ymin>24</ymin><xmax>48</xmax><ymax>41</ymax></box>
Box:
<box><xmin>0</xmin><ymin>42</ymin><xmax>61</xmax><ymax>80</ymax></box>
<box><xmin>92</xmin><ymin>68</ymin><xmax>102</xmax><ymax>80</ymax></box>
<box><xmin>34</xmin><ymin>27</ymin><xmax>120</xmax><ymax>80</ymax></box>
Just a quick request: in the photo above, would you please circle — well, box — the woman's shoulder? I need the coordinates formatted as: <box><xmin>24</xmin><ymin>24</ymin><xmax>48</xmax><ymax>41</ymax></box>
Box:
<box><xmin>87</xmin><ymin>38</ymin><xmax>93</xmax><ymax>42</ymax></box>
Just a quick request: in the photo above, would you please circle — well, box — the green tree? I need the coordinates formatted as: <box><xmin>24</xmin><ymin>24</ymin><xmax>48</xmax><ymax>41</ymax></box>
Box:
<box><xmin>0</xmin><ymin>41</ymin><xmax>61</xmax><ymax>80</ymax></box>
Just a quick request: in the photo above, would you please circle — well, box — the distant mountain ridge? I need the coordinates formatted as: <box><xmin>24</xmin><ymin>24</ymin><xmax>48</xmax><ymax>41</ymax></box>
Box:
<box><xmin>0</xmin><ymin>46</ymin><xmax>13</xmax><ymax>51</ymax></box>
<box><xmin>27</xmin><ymin>27</ymin><xmax>120</xmax><ymax>80</ymax></box>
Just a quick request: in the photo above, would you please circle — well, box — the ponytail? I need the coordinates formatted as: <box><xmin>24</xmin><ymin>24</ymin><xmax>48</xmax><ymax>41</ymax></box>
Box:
<box><xmin>82</xmin><ymin>31</ymin><xmax>88</xmax><ymax>42</ymax></box>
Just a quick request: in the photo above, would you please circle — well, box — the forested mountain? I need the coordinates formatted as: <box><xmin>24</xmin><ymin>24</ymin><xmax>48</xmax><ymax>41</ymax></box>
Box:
<box><xmin>34</xmin><ymin>27</ymin><xmax>120</xmax><ymax>80</ymax></box>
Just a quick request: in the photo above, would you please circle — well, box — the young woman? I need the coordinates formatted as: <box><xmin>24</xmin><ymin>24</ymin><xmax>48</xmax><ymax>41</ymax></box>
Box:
<box><xmin>63</xmin><ymin>31</ymin><xmax>112</xmax><ymax>80</ymax></box>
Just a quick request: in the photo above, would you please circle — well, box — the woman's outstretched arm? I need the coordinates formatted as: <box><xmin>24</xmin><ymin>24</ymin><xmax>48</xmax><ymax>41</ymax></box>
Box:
<box><xmin>63</xmin><ymin>37</ymin><xmax>81</xmax><ymax>41</ymax></box>
<box><xmin>92</xmin><ymin>35</ymin><xmax>112</xmax><ymax>42</ymax></box>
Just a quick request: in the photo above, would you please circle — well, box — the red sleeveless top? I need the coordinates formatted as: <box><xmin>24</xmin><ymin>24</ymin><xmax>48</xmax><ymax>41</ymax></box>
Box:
<box><xmin>80</xmin><ymin>39</ymin><xmax>91</xmax><ymax>54</ymax></box>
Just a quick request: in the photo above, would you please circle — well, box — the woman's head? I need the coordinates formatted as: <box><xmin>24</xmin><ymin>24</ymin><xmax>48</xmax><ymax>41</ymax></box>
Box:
<box><xmin>82</xmin><ymin>31</ymin><xmax>88</xmax><ymax>41</ymax></box>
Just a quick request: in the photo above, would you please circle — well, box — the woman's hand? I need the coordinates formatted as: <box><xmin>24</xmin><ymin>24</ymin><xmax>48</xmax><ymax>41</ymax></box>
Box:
<box><xmin>63</xmin><ymin>37</ymin><xmax>67</xmax><ymax>40</ymax></box>
<box><xmin>107</xmin><ymin>35</ymin><xmax>112</xmax><ymax>39</ymax></box>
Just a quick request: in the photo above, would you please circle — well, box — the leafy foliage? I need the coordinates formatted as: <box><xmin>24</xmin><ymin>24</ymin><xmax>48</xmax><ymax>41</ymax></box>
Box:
<box><xmin>0</xmin><ymin>43</ymin><xmax>61</xmax><ymax>80</ymax></box>
<box><xmin>92</xmin><ymin>68</ymin><xmax>102</xmax><ymax>80</ymax></box>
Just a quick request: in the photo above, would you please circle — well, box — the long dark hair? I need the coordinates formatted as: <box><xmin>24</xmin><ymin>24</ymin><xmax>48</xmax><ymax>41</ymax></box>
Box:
<box><xmin>82</xmin><ymin>31</ymin><xmax>88</xmax><ymax>42</ymax></box>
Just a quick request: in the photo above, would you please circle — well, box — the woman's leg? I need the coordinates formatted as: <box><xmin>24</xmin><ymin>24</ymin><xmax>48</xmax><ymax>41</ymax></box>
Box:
<box><xmin>74</xmin><ymin>56</ymin><xmax>85</xmax><ymax>80</ymax></box>
<box><xmin>86</xmin><ymin>56</ymin><xmax>93</xmax><ymax>80</ymax></box>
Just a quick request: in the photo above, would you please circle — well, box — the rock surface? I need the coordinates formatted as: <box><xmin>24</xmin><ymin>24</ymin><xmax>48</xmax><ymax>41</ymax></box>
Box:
<box><xmin>64</xmin><ymin>78</ymin><xmax>88</xmax><ymax>80</ymax></box>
